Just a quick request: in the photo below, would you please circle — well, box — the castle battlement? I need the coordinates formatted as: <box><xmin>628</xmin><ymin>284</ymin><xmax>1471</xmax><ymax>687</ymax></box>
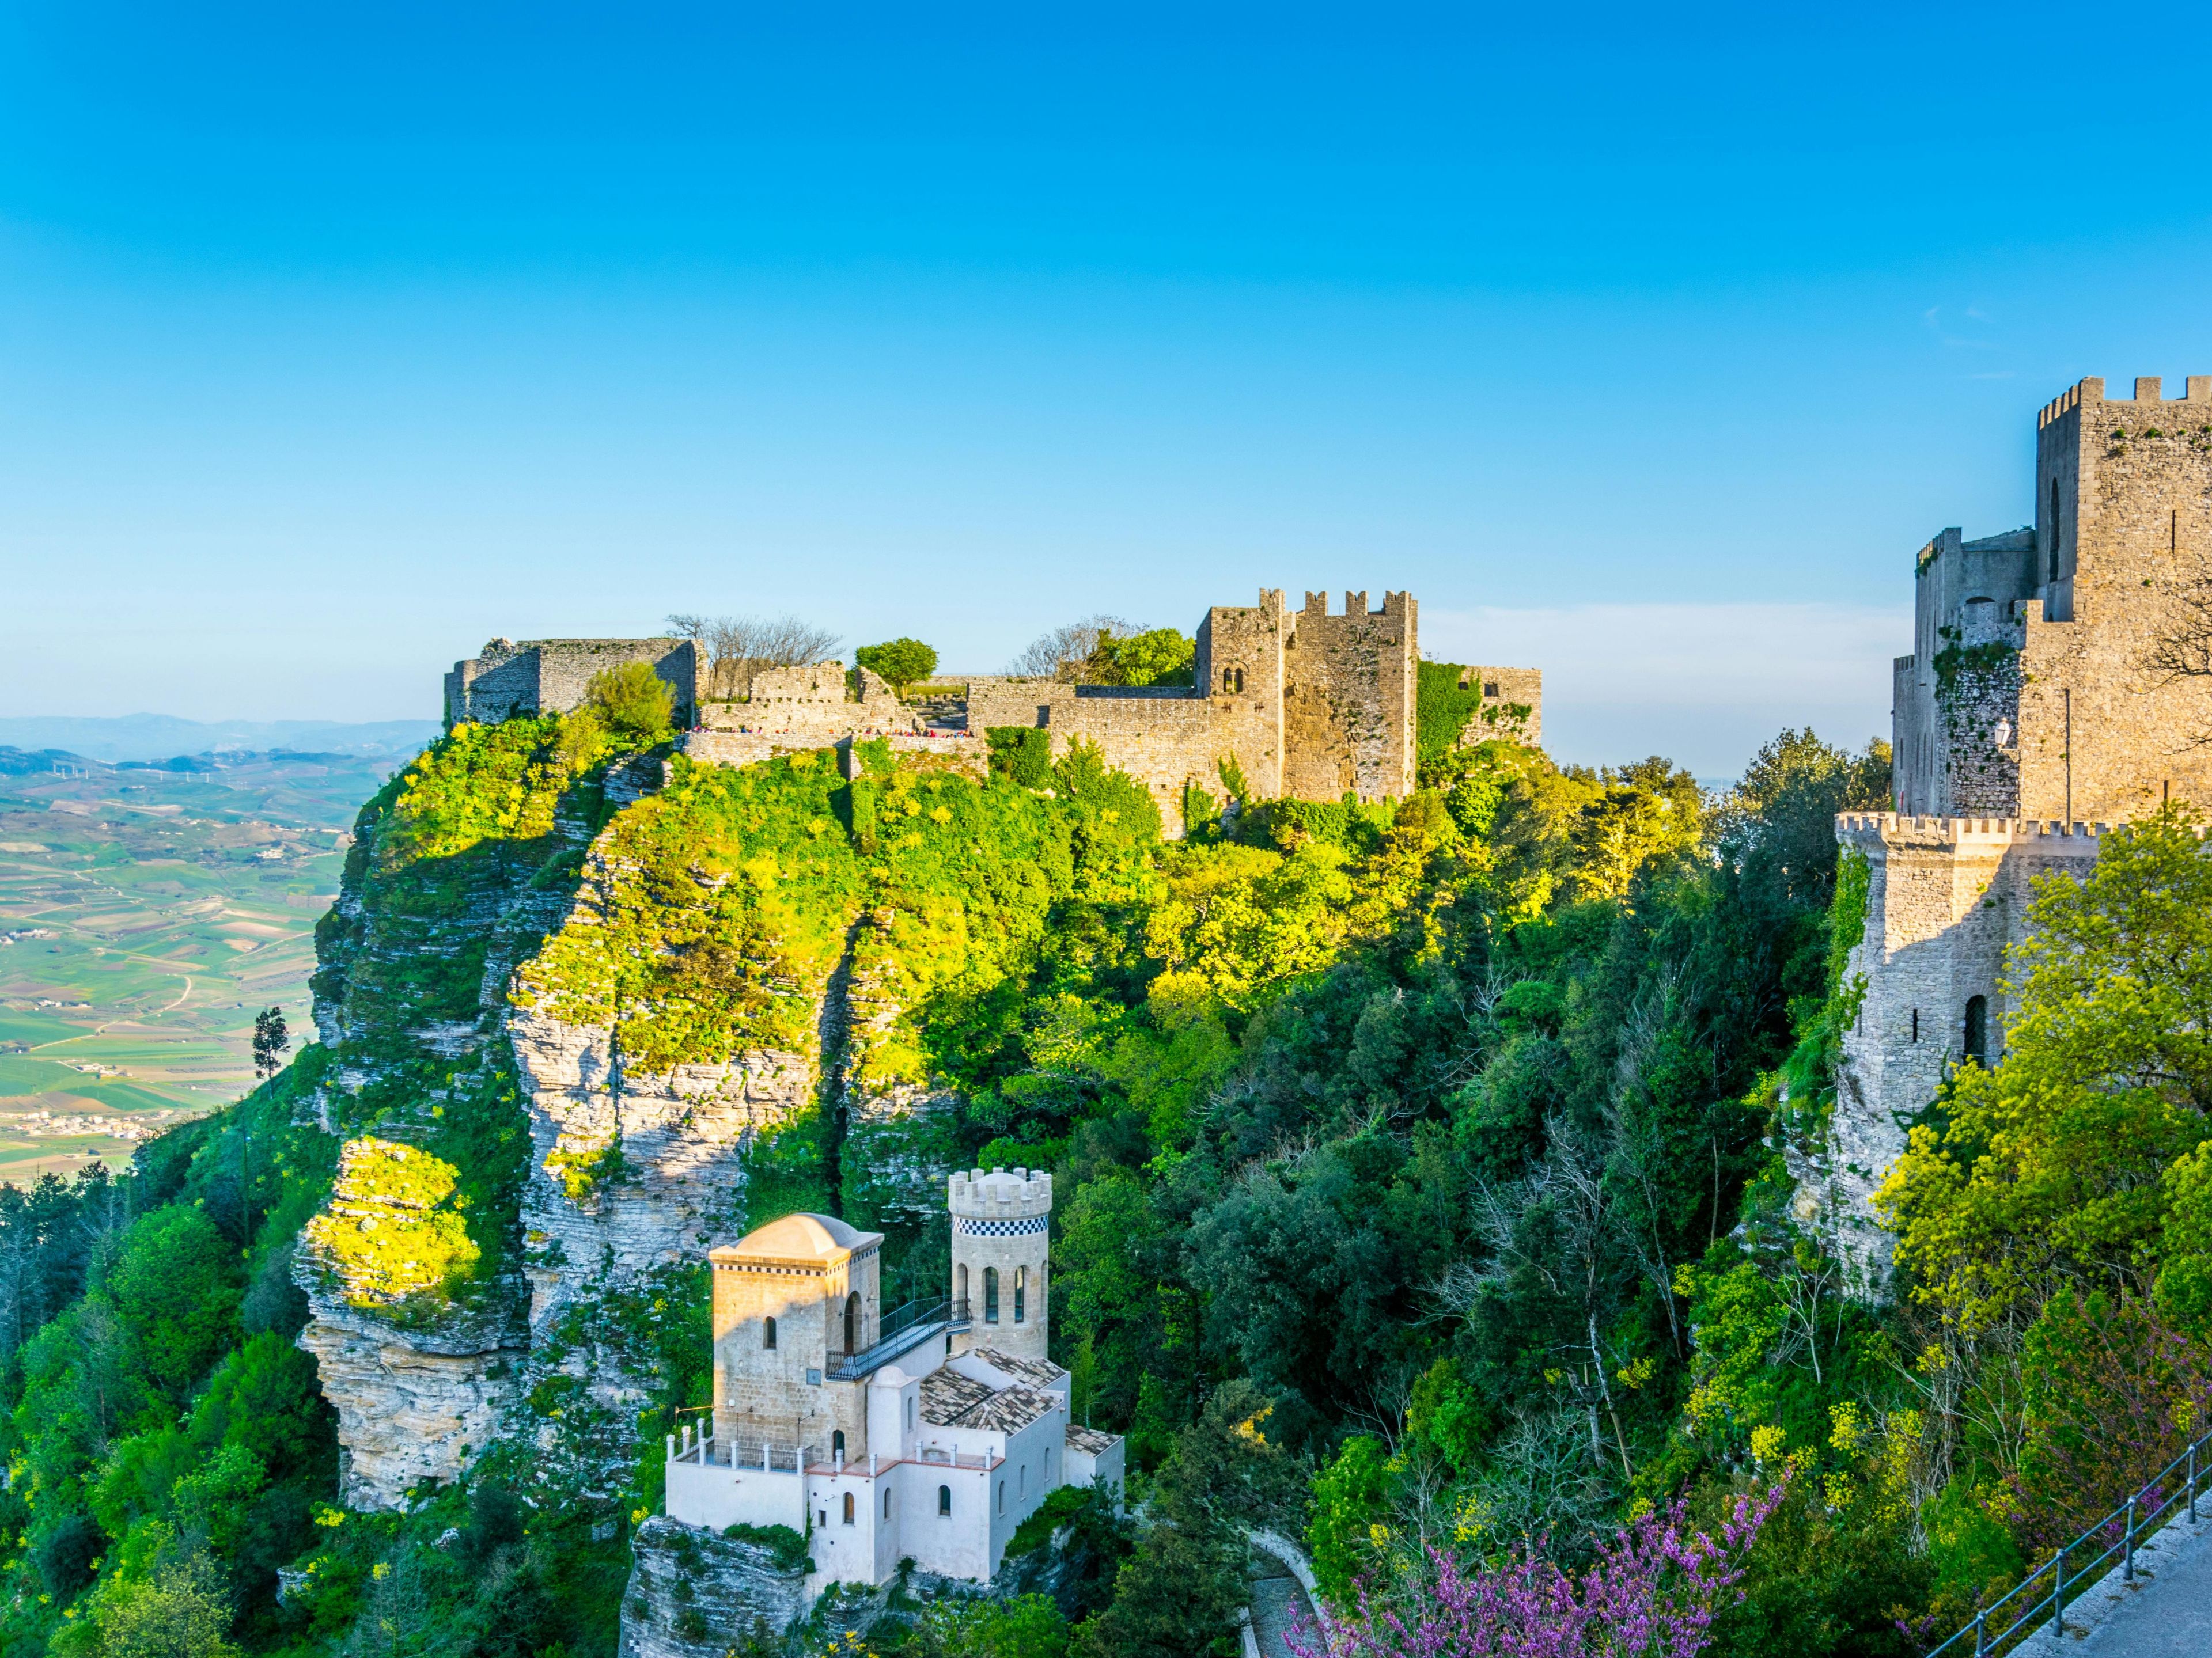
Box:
<box><xmin>1835</xmin><ymin>813</ymin><xmax>2127</xmax><ymax>847</ymax></box>
<box><xmin>2039</xmin><ymin>374</ymin><xmax>2212</xmax><ymax>427</ymax></box>
<box><xmin>948</xmin><ymin>1167</ymin><xmax>1051</xmax><ymax>1222</ymax></box>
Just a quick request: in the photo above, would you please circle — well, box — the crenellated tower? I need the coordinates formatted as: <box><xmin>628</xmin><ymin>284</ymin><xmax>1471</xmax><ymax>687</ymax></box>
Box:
<box><xmin>948</xmin><ymin>1167</ymin><xmax>1051</xmax><ymax>1362</ymax></box>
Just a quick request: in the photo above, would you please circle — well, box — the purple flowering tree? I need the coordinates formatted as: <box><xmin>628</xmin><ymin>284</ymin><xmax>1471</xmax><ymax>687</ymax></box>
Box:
<box><xmin>1287</xmin><ymin>1481</ymin><xmax>1788</xmax><ymax>1658</ymax></box>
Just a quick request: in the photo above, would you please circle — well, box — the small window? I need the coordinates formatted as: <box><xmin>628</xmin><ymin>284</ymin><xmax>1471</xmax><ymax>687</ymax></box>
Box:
<box><xmin>843</xmin><ymin>1492</ymin><xmax>855</xmax><ymax>1525</ymax></box>
<box><xmin>1911</xmin><ymin>1007</ymin><xmax>1920</xmax><ymax>1044</ymax></box>
<box><xmin>1014</xmin><ymin>1265</ymin><xmax>1026</xmax><ymax>1325</ymax></box>
<box><xmin>956</xmin><ymin>1263</ymin><xmax>968</xmax><ymax>1310</ymax></box>
<box><xmin>763</xmin><ymin>1316</ymin><xmax>777</xmax><ymax>1350</ymax></box>
<box><xmin>1483</xmin><ymin>681</ymin><xmax>1499</xmax><ymax>698</ymax></box>
<box><xmin>833</xmin><ymin>1429</ymin><xmax>846</xmax><ymax>1462</ymax></box>
<box><xmin>819</xmin><ymin>1509</ymin><xmax>828</xmax><ymax>1528</ymax></box>
<box><xmin>939</xmin><ymin>1484</ymin><xmax>952</xmax><ymax>1516</ymax></box>
<box><xmin>1964</xmin><ymin>995</ymin><xmax>1988</xmax><ymax>1065</ymax></box>
<box><xmin>885</xmin><ymin>1485</ymin><xmax>893</xmax><ymax>1520</ymax></box>
<box><xmin>844</xmin><ymin>1292</ymin><xmax>860</xmax><ymax>1355</ymax></box>
<box><xmin>997</xmin><ymin>1479</ymin><xmax>1005</xmax><ymax>1514</ymax></box>
<box><xmin>1019</xmin><ymin>1464</ymin><xmax>1027</xmax><ymax>1496</ymax></box>
<box><xmin>1222</xmin><ymin>667</ymin><xmax>1234</xmax><ymax>692</ymax></box>
<box><xmin>2050</xmin><ymin>479</ymin><xmax>2062</xmax><ymax>582</ymax></box>
<box><xmin>906</xmin><ymin>1396</ymin><xmax>915</xmax><ymax>1431</ymax></box>
<box><xmin>984</xmin><ymin>1266</ymin><xmax>999</xmax><ymax>1324</ymax></box>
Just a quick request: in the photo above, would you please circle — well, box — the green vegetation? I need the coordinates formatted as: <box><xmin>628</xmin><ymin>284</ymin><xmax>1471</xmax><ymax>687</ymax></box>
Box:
<box><xmin>582</xmin><ymin>662</ymin><xmax>676</xmax><ymax>741</ymax></box>
<box><xmin>17</xmin><ymin>687</ymin><xmax>2205</xmax><ymax>1658</ymax></box>
<box><xmin>1081</xmin><ymin>630</ymin><xmax>1194</xmax><ymax>690</ymax></box>
<box><xmin>855</xmin><ymin>639</ymin><xmax>941</xmax><ymax>694</ymax></box>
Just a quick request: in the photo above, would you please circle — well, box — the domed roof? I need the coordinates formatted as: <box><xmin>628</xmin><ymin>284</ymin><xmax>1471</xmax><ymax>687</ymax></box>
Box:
<box><xmin>727</xmin><ymin>1211</ymin><xmax>878</xmax><ymax>1261</ymax></box>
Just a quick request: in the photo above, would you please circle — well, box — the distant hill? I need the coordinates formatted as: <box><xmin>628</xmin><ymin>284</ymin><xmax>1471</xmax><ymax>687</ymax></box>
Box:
<box><xmin>0</xmin><ymin>716</ymin><xmax>439</xmax><ymax>764</ymax></box>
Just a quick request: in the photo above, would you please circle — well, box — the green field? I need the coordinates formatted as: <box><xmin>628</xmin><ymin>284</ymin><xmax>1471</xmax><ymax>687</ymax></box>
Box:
<box><xmin>0</xmin><ymin>750</ymin><xmax>408</xmax><ymax>1181</ymax></box>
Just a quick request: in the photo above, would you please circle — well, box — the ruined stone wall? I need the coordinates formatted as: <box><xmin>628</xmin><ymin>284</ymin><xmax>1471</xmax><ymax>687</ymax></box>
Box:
<box><xmin>1462</xmin><ymin>666</ymin><xmax>1544</xmax><ymax>746</ymax></box>
<box><xmin>446</xmin><ymin>639</ymin><xmax>698</xmax><ymax>727</ymax></box>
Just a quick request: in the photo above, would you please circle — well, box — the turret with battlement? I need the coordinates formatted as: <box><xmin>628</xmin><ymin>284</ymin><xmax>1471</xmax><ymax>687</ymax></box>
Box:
<box><xmin>949</xmin><ymin>1167</ymin><xmax>1051</xmax><ymax>1363</ymax></box>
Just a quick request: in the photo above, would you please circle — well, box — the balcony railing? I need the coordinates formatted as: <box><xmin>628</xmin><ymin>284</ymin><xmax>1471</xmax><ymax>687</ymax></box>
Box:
<box><xmin>825</xmin><ymin>1296</ymin><xmax>971</xmax><ymax>1381</ymax></box>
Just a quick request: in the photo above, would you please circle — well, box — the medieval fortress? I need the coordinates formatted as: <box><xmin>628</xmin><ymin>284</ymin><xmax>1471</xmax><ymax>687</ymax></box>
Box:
<box><xmin>445</xmin><ymin>588</ymin><xmax>1541</xmax><ymax>829</ymax></box>
<box><xmin>1828</xmin><ymin>376</ymin><xmax>2212</xmax><ymax>1260</ymax></box>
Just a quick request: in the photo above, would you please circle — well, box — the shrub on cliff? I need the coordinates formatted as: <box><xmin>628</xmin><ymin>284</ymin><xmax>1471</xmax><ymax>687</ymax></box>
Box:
<box><xmin>298</xmin><ymin>1138</ymin><xmax>482</xmax><ymax>1316</ymax></box>
<box><xmin>584</xmin><ymin>661</ymin><xmax>676</xmax><ymax>740</ymax></box>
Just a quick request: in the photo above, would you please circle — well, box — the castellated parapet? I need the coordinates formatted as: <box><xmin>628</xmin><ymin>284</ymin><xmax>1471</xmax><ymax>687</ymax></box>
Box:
<box><xmin>445</xmin><ymin>637</ymin><xmax>698</xmax><ymax>728</ymax></box>
<box><xmin>1834</xmin><ymin>372</ymin><xmax>2212</xmax><ymax>1283</ymax></box>
<box><xmin>948</xmin><ymin>1168</ymin><xmax>1051</xmax><ymax>1364</ymax></box>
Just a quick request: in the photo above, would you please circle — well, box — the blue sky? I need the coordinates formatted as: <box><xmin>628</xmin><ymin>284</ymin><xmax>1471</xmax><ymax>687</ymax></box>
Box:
<box><xmin>7</xmin><ymin>3</ymin><xmax>2212</xmax><ymax>773</ymax></box>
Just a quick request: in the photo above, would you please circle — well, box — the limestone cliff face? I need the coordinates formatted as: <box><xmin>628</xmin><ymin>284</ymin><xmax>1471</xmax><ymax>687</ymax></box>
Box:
<box><xmin>618</xmin><ymin>1516</ymin><xmax>809</xmax><ymax>1658</ymax></box>
<box><xmin>297</xmin><ymin>1292</ymin><xmax>529</xmax><ymax>1509</ymax></box>
<box><xmin>292</xmin><ymin>733</ymin><xmax>661</xmax><ymax>1509</ymax></box>
<box><xmin>507</xmin><ymin>1006</ymin><xmax>813</xmax><ymax>1330</ymax></box>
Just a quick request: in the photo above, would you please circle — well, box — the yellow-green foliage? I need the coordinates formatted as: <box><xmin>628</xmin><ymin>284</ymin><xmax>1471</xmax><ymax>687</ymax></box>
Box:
<box><xmin>315</xmin><ymin>714</ymin><xmax>644</xmax><ymax>1033</ymax></box>
<box><xmin>584</xmin><ymin>661</ymin><xmax>676</xmax><ymax>741</ymax></box>
<box><xmin>514</xmin><ymin>748</ymin><xmax>1146</xmax><ymax>1082</ymax></box>
<box><xmin>301</xmin><ymin>1137</ymin><xmax>482</xmax><ymax>1311</ymax></box>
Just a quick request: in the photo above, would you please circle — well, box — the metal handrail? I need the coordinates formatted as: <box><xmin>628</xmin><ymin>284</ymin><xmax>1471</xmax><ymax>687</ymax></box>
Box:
<box><xmin>824</xmin><ymin>1296</ymin><xmax>972</xmax><ymax>1380</ymax></box>
<box><xmin>1926</xmin><ymin>1428</ymin><xmax>2211</xmax><ymax>1656</ymax></box>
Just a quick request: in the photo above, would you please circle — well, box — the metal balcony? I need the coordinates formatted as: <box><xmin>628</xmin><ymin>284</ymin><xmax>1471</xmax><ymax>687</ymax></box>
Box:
<box><xmin>824</xmin><ymin>1296</ymin><xmax>971</xmax><ymax>1381</ymax></box>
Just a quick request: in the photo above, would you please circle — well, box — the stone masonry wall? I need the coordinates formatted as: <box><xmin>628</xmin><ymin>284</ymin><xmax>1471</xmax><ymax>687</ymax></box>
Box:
<box><xmin>1821</xmin><ymin>814</ymin><xmax>2104</xmax><ymax>1277</ymax></box>
<box><xmin>446</xmin><ymin>639</ymin><xmax>699</xmax><ymax>728</ymax></box>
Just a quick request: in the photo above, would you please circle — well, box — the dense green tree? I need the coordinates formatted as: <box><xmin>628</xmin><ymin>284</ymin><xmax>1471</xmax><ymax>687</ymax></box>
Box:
<box><xmin>855</xmin><ymin>637</ymin><xmax>940</xmax><ymax>692</ymax></box>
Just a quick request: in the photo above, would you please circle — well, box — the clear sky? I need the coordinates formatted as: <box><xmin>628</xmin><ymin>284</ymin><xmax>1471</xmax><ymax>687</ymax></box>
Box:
<box><xmin>8</xmin><ymin>3</ymin><xmax>2212</xmax><ymax>775</ymax></box>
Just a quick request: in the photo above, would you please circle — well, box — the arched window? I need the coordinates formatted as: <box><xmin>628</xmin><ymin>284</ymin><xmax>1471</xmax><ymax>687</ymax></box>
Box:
<box><xmin>843</xmin><ymin>1492</ymin><xmax>854</xmax><ymax>1524</ymax></box>
<box><xmin>2051</xmin><ymin>479</ymin><xmax>2062</xmax><ymax>582</ymax></box>
<box><xmin>906</xmin><ymin>1395</ymin><xmax>915</xmax><ymax>1431</ymax></box>
<box><xmin>956</xmin><ymin>1263</ymin><xmax>968</xmax><ymax>1310</ymax></box>
<box><xmin>884</xmin><ymin>1485</ymin><xmax>893</xmax><ymax>1519</ymax></box>
<box><xmin>938</xmin><ymin>1484</ymin><xmax>952</xmax><ymax>1516</ymax></box>
<box><xmin>763</xmin><ymin>1316</ymin><xmax>777</xmax><ymax>1350</ymax></box>
<box><xmin>1014</xmin><ymin>1265</ymin><xmax>1027</xmax><ymax>1324</ymax></box>
<box><xmin>984</xmin><ymin>1266</ymin><xmax>999</xmax><ymax>1324</ymax></box>
<box><xmin>997</xmin><ymin>1479</ymin><xmax>1005</xmax><ymax>1514</ymax></box>
<box><xmin>844</xmin><ymin>1292</ymin><xmax>860</xmax><ymax>1354</ymax></box>
<box><xmin>832</xmin><ymin>1429</ymin><xmax>847</xmax><ymax>1463</ymax></box>
<box><xmin>1964</xmin><ymin>995</ymin><xmax>1989</xmax><ymax>1065</ymax></box>
<box><xmin>1019</xmin><ymin>1463</ymin><xmax>1027</xmax><ymax>1496</ymax></box>
<box><xmin>1222</xmin><ymin>667</ymin><xmax>1234</xmax><ymax>692</ymax></box>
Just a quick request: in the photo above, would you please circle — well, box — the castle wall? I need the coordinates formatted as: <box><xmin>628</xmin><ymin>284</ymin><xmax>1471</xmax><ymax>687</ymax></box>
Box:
<box><xmin>1827</xmin><ymin>815</ymin><xmax>2106</xmax><ymax>1272</ymax></box>
<box><xmin>1195</xmin><ymin>591</ymin><xmax>1291</xmax><ymax>799</ymax></box>
<box><xmin>1280</xmin><ymin>591</ymin><xmax>1416</xmax><ymax>802</ymax></box>
<box><xmin>445</xmin><ymin>638</ymin><xmax>698</xmax><ymax>727</ymax></box>
<box><xmin>1463</xmin><ymin>666</ymin><xmax>1544</xmax><ymax>746</ymax></box>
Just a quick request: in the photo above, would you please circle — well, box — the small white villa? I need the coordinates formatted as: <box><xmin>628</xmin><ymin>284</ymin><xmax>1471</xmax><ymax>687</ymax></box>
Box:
<box><xmin>662</xmin><ymin>1167</ymin><xmax>1124</xmax><ymax>1593</ymax></box>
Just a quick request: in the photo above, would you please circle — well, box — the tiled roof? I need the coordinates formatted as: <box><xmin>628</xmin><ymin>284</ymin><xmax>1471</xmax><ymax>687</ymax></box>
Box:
<box><xmin>958</xmin><ymin>1384</ymin><xmax>1060</xmax><ymax>1433</ymax></box>
<box><xmin>918</xmin><ymin>1368</ymin><xmax>1060</xmax><ymax>1433</ymax></box>
<box><xmin>1065</xmin><ymin>1424</ymin><xmax>1118</xmax><ymax>1456</ymax></box>
<box><xmin>919</xmin><ymin>1369</ymin><xmax>996</xmax><ymax>1426</ymax></box>
<box><xmin>969</xmin><ymin>1348</ymin><xmax>1067</xmax><ymax>1386</ymax></box>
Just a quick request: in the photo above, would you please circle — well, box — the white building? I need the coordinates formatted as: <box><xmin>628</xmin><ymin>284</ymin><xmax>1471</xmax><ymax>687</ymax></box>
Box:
<box><xmin>662</xmin><ymin>1167</ymin><xmax>1124</xmax><ymax>1595</ymax></box>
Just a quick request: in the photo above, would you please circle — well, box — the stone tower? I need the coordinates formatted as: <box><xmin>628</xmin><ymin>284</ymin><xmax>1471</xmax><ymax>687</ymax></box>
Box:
<box><xmin>1826</xmin><ymin>373</ymin><xmax>2212</xmax><ymax>1284</ymax></box>
<box><xmin>948</xmin><ymin>1167</ymin><xmax>1050</xmax><ymax>1362</ymax></box>
<box><xmin>708</xmin><ymin>1212</ymin><xmax>884</xmax><ymax>1455</ymax></box>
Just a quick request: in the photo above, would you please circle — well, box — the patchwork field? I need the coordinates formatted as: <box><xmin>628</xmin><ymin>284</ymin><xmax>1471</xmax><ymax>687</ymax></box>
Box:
<box><xmin>0</xmin><ymin>748</ymin><xmax>413</xmax><ymax>1182</ymax></box>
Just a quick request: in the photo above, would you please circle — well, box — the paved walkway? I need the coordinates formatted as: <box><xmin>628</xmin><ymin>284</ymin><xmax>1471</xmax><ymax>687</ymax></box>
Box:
<box><xmin>2008</xmin><ymin>1507</ymin><xmax>2212</xmax><ymax>1656</ymax></box>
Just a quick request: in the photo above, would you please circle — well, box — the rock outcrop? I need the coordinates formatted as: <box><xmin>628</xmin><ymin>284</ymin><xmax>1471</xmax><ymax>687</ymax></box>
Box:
<box><xmin>619</xmin><ymin>1515</ymin><xmax>808</xmax><ymax>1658</ymax></box>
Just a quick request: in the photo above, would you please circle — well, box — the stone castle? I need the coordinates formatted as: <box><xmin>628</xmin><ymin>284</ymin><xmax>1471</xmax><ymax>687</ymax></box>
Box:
<box><xmin>661</xmin><ymin>1170</ymin><xmax>1123</xmax><ymax>1598</ymax></box>
<box><xmin>442</xmin><ymin>588</ymin><xmax>1541</xmax><ymax>830</ymax></box>
<box><xmin>1827</xmin><ymin>376</ymin><xmax>2212</xmax><ymax>1264</ymax></box>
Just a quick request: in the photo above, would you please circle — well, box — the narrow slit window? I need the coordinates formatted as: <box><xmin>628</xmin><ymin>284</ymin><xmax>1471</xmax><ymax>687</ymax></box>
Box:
<box><xmin>1964</xmin><ymin>996</ymin><xmax>1988</xmax><ymax>1065</ymax></box>
<box><xmin>843</xmin><ymin>1492</ymin><xmax>855</xmax><ymax>1524</ymax></box>
<box><xmin>763</xmin><ymin>1316</ymin><xmax>777</xmax><ymax>1350</ymax></box>
<box><xmin>938</xmin><ymin>1484</ymin><xmax>952</xmax><ymax>1516</ymax></box>
<box><xmin>885</xmin><ymin>1485</ymin><xmax>893</xmax><ymax>1520</ymax></box>
<box><xmin>2050</xmin><ymin>480</ymin><xmax>2062</xmax><ymax>582</ymax></box>
<box><xmin>984</xmin><ymin>1266</ymin><xmax>999</xmax><ymax>1324</ymax></box>
<box><xmin>833</xmin><ymin>1429</ymin><xmax>846</xmax><ymax>1462</ymax></box>
<box><xmin>1014</xmin><ymin>1265</ymin><xmax>1026</xmax><ymax>1324</ymax></box>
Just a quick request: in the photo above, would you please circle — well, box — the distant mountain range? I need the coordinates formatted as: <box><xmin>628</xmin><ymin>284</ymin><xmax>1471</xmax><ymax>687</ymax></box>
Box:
<box><xmin>0</xmin><ymin>716</ymin><xmax>440</xmax><ymax>764</ymax></box>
